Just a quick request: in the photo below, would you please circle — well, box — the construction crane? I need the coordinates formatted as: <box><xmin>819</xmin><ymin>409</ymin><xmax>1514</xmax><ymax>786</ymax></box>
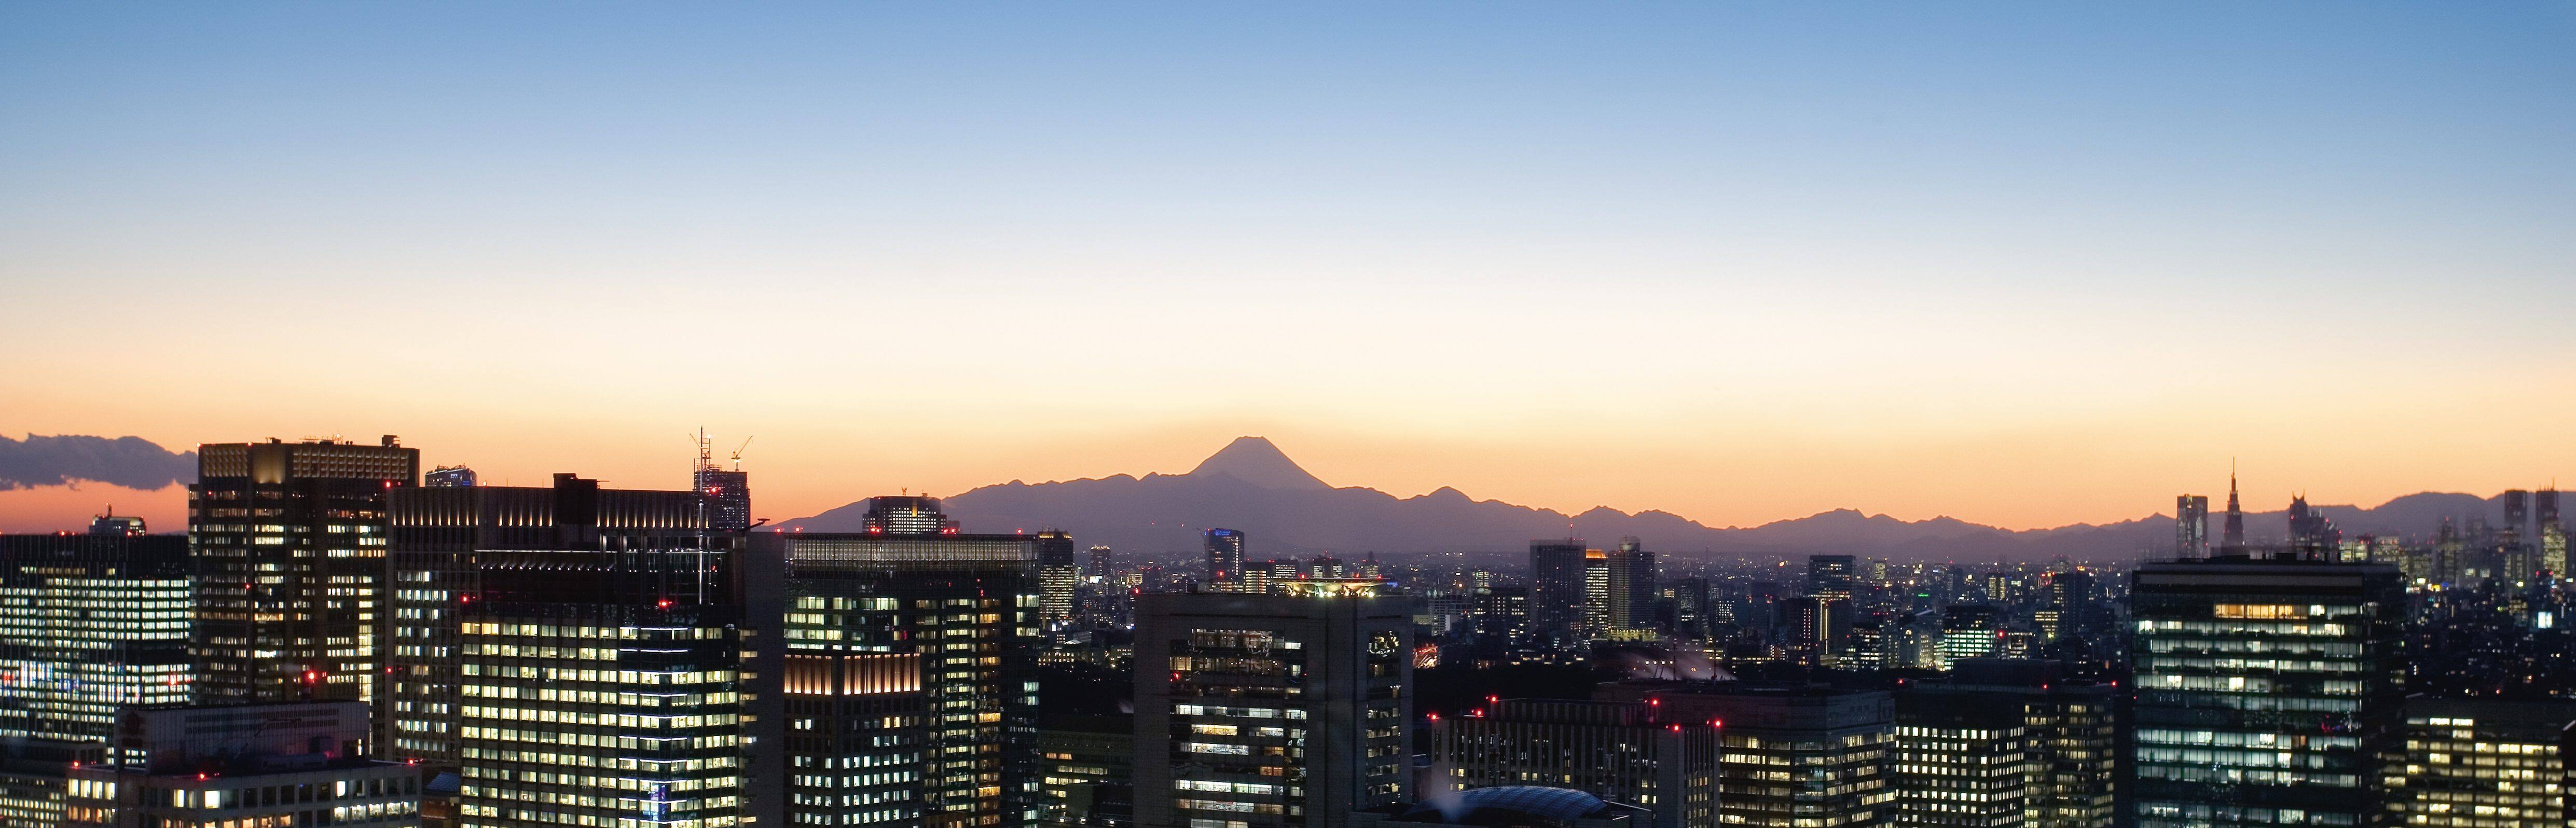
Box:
<box><xmin>730</xmin><ymin>436</ymin><xmax>753</xmax><ymax>472</ymax></box>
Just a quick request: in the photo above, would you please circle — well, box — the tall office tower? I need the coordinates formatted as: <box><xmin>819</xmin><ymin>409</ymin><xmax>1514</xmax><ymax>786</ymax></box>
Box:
<box><xmin>2129</xmin><ymin>558</ymin><xmax>2405</xmax><ymax>828</ymax></box>
<box><xmin>759</xmin><ymin>502</ymin><xmax>1042</xmax><ymax>828</ymax></box>
<box><xmin>426</xmin><ymin>465</ymin><xmax>479</xmax><ymax>487</ymax></box>
<box><xmin>64</xmin><ymin>701</ymin><xmax>422</xmax><ymax>828</ymax></box>
<box><xmin>1892</xmin><ymin>687</ymin><xmax>2030</xmax><ymax>828</ymax></box>
<box><xmin>1430</xmin><ymin>699</ymin><xmax>1719</xmax><ymax>828</ymax></box>
<box><xmin>427</xmin><ymin>475</ymin><xmax>746</xmax><ymax>828</ymax></box>
<box><xmin>1666</xmin><ymin>576</ymin><xmax>1712</xmax><ymax>639</ymax></box>
<box><xmin>1602</xmin><ymin>683</ymin><xmax>1894</xmax><ymax>828</ymax></box>
<box><xmin>2502</xmin><ymin>489</ymin><xmax>2531</xmax><ymax>542</ymax></box>
<box><xmin>1133</xmin><ymin>581</ymin><xmax>1414</xmax><ymax>828</ymax></box>
<box><xmin>2391</xmin><ymin>699</ymin><xmax>2575</xmax><ymax>828</ymax></box>
<box><xmin>1037</xmin><ymin>530</ymin><xmax>1080</xmax><ymax>628</ymax></box>
<box><xmin>2286</xmin><ymin>495</ymin><xmax>2339</xmax><ymax>561</ymax></box>
<box><xmin>1085</xmin><ymin>545</ymin><xmax>1115</xmax><ymax>581</ymax></box>
<box><xmin>2541</xmin><ymin>487</ymin><xmax>2568</xmax><ymax>577</ymax></box>
<box><xmin>2221</xmin><ymin>470</ymin><xmax>2246</xmax><ymax>553</ymax></box>
<box><xmin>1937</xmin><ymin>660</ymin><xmax>2118</xmax><ymax>828</ymax></box>
<box><xmin>1581</xmin><ymin>550</ymin><xmax>1614</xmax><ymax>636</ymax></box>
<box><xmin>189</xmin><ymin>436</ymin><xmax>419</xmax><ymax>704</ymax></box>
<box><xmin>1528</xmin><ymin>540</ymin><xmax>1590</xmax><ymax>641</ymax></box>
<box><xmin>382</xmin><ymin>475</ymin><xmax>731</xmax><ymax>769</ymax></box>
<box><xmin>2175</xmin><ymin>495</ymin><xmax>2210</xmax><ymax>559</ymax></box>
<box><xmin>1038</xmin><ymin>715</ymin><xmax>1134</xmax><ymax>828</ymax></box>
<box><xmin>1804</xmin><ymin>555</ymin><xmax>1858</xmax><ymax>663</ymax></box>
<box><xmin>1204</xmin><ymin>529</ymin><xmax>1247</xmax><ymax>585</ymax></box>
<box><xmin>0</xmin><ymin>516</ymin><xmax>192</xmax><ymax>748</ymax></box>
<box><xmin>1604</xmin><ymin>538</ymin><xmax>1657</xmax><ymax>631</ymax></box>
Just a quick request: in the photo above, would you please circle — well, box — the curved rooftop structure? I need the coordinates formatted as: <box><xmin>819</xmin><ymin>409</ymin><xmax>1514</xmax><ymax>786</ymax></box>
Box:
<box><xmin>1399</xmin><ymin>786</ymin><xmax>1619</xmax><ymax>825</ymax></box>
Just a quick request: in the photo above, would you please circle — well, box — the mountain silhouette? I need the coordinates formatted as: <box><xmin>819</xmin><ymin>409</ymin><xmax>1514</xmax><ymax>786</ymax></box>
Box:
<box><xmin>1188</xmin><ymin>436</ymin><xmax>1330</xmax><ymax>491</ymax></box>
<box><xmin>779</xmin><ymin>438</ymin><xmax>2544</xmax><ymax>562</ymax></box>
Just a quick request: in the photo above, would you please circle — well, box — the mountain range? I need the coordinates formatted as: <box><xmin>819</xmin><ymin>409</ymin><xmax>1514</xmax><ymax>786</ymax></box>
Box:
<box><xmin>779</xmin><ymin>436</ymin><xmax>2537</xmax><ymax>562</ymax></box>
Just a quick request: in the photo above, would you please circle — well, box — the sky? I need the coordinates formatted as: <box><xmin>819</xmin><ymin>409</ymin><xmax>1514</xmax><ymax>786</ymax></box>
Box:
<box><xmin>3</xmin><ymin>3</ymin><xmax>2572</xmax><ymax>536</ymax></box>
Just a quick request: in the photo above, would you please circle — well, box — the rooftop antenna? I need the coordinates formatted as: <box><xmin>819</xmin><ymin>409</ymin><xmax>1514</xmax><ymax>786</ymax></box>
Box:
<box><xmin>690</xmin><ymin>427</ymin><xmax>716</xmax><ymax>472</ymax></box>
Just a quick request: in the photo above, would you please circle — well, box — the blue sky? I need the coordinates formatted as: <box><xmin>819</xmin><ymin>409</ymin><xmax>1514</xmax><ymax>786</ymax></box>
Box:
<box><xmin>3</xmin><ymin>3</ymin><xmax>2570</xmax><ymax>531</ymax></box>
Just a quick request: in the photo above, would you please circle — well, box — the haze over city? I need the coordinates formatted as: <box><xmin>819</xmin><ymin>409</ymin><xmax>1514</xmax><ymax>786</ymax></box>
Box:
<box><xmin>6</xmin><ymin>3</ymin><xmax>2572</xmax><ymax>536</ymax></box>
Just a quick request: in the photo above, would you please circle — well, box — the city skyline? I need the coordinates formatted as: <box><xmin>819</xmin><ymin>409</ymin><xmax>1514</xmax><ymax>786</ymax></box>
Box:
<box><xmin>0</xmin><ymin>429</ymin><xmax>2564</xmax><ymax>543</ymax></box>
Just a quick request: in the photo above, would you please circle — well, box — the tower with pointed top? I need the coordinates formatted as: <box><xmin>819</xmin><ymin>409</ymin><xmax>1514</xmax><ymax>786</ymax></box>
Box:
<box><xmin>2220</xmin><ymin>467</ymin><xmax>2246</xmax><ymax>554</ymax></box>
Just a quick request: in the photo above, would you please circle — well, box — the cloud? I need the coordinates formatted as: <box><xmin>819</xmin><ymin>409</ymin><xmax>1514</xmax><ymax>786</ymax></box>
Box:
<box><xmin>0</xmin><ymin>434</ymin><xmax>197</xmax><ymax>491</ymax></box>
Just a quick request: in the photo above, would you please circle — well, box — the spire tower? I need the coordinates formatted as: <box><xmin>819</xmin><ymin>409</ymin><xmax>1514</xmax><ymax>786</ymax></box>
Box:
<box><xmin>2221</xmin><ymin>461</ymin><xmax>2246</xmax><ymax>554</ymax></box>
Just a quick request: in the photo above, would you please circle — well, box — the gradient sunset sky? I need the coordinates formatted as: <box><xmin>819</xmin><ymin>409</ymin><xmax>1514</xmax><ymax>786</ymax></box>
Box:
<box><xmin>4</xmin><ymin>3</ymin><xmax>2571</xmax><ymax>536</ymax></box>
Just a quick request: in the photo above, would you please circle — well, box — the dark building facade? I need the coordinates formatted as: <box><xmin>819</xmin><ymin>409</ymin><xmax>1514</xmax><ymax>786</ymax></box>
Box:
<box><xmin>1430</xmin><ymin>698</ymin><xmax>1718</xmax><ymax>828</ymax></box>
<box><xmin>1529</xmin><ymin>540</ymin><xmax>1589</xmax><ymax>642</ymax></box>
<box><xmin>1599</xmin><ymin>682</ymin><xmax>1894</xmax><ymax>828</ymax></box>
<box><xmin>1133</xmin><ymin>583</ymin><xmax>1415</xmax><ymax>828</ymax></box>
<box><xmin>2129</xmin><ymin>557</ymin><xmax>2405</xmax><ymax>828</ymax></box>
<box><xmin>189</xmin><ymin>436</ymin><xmax>420</xmax><ymax>705</ymax></box>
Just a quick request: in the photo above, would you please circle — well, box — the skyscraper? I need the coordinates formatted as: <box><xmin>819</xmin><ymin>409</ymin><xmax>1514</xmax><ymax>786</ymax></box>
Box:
<box><xmin>2220</xmin><ymin>468</ymin><xmax>2246</xmax><ymax>554</ymax></box>
<box><xmin>436</xmin><ymin>475</ymin><xmax>747</xmax><ymax>828</ymax></box>
<box><xmin>1204</xmin><ymin>528</ymin><xmax>1247</xmax><ymax>585</ymax></box>
<box><xmin>1605</xmin><ymin>538</ymin><xmax>1656</xmax><ymax>633</ymax></box>
<box><xmin>382</xmin><ymin>474</ymin><xmax>738</xmax><ymax>770</ymax></box>
<box><xmin>0</xmin><ymin>516</ymin><xmax>191</xmax><ymax>748</ymax></box>
<box><xmin>2129</xmin><ymin>558</ymin><xmax>2405</xmax><ymax>828</ymax></box>
<box><xmin>1936</xmin><ymin>660</ymin><xmax>2119</xmax><ymax>828</ymax></box>
<box><xmin>1085</xmin><ymin>544</ymin><xmax>1116</xmax><ymax>581</ymax></box>
<box><xmin>1796</xmin><ymin>555</ymin><xmax>1857</xmax><ymax>665</ymax></box>
<box><xmin>1528</xmin><ymin>539</ymin><xmax>1589</xmax><ymax>641</ymax></box>
<box><xmin>2175</xmin><ymin>495</ymin><xmax>2209</xmax><ymax>560</ymax></box>
<box><xmin>1037</xmin><ymin>530</ymin><xmax>1079</xmax><ymax>628</ymax></box>
<box><xmin>1133</xmin><ymin>581</ymin><xmax>1414</xmax><ymax>828</ymax></box>
<box><xmin>2538</xmin><ymin>487</ymin><xmax>2566</xmax><ymax>577</ymax></box>
<box><xmin>758</xmin><ymin>497</ymin><xmax>1043</xmax><ymax>828</ymax></box>
<box><xmin>1581</xmin><ymin>549</ymin><xmax>1613</xmax><ymax>636</ymax></box>
<box><xmin>189</xmin><ymin>436</ymin><xmax>419</xmax><ymax>705</ymax></box>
